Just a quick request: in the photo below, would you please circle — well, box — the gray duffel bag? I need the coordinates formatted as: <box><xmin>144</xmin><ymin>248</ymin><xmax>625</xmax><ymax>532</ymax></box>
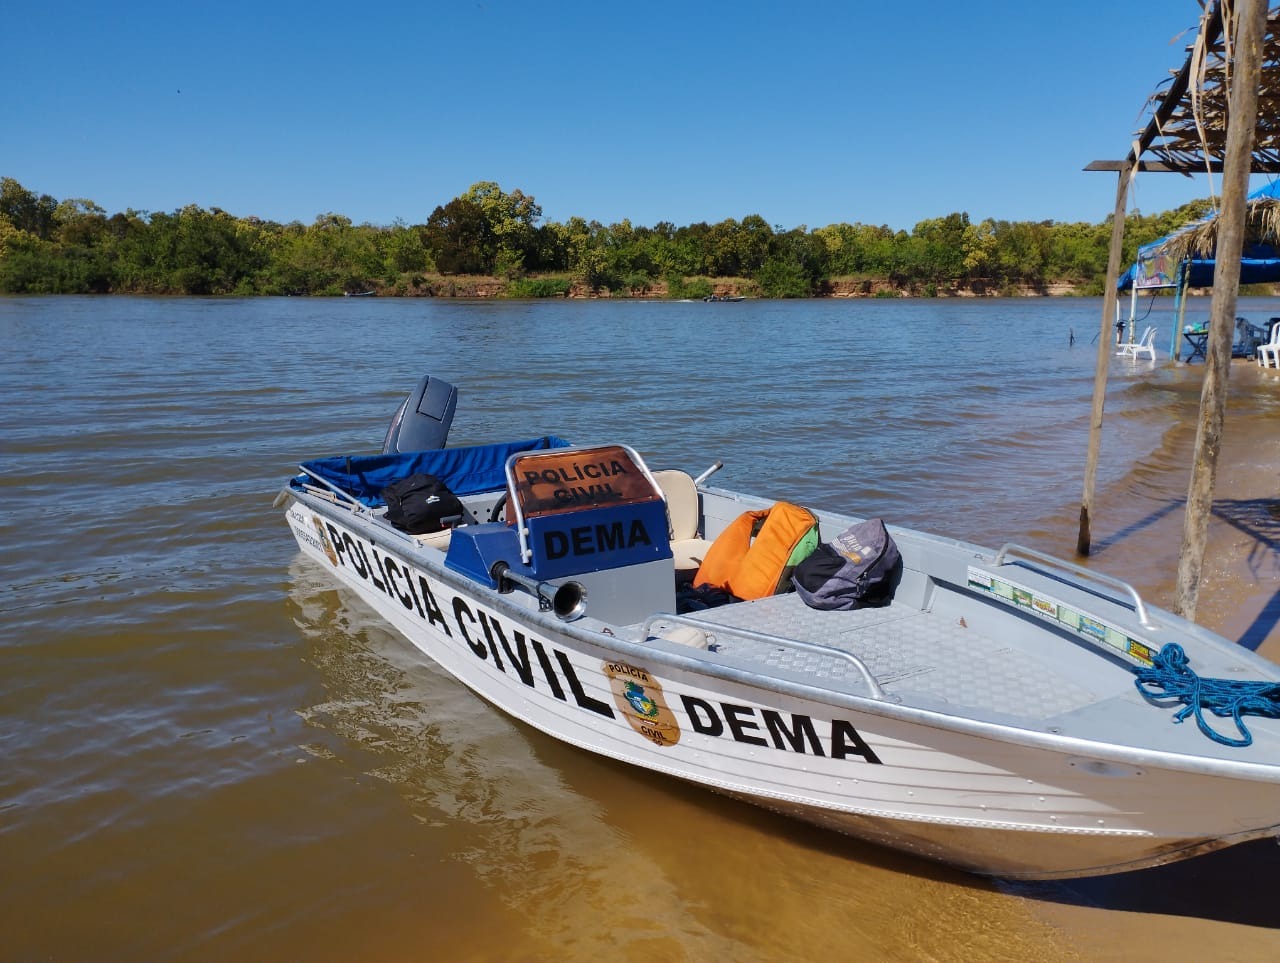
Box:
<box><xmin>791</xmin><ymin>518</ymin><xmax>902</xmax><ymax>610</ymax></box>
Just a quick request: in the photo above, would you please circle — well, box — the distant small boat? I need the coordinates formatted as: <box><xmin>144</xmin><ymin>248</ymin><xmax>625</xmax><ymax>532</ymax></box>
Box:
<box><xmin>343</xmin><ymin>290</ymin><xmax>376</xmax><ymax>298</ymax></box>
<box><xmin>703</xmin><ymin>295</ymin><xmax>745</xmax><ymax>302</ymax></box>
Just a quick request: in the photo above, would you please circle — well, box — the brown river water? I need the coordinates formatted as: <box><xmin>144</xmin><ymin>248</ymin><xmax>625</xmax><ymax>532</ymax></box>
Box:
<box><xmin>3</xmin><ymin>295</ymin><xmax>1280</xmax><ymax>961</ymax></box>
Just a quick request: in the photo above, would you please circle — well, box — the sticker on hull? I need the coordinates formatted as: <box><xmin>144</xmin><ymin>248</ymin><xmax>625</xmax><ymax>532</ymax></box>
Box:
<box><xmin>967</xmin><ymin>565</ymin><xmax>1157</xmax><ymax>666</ymax></box>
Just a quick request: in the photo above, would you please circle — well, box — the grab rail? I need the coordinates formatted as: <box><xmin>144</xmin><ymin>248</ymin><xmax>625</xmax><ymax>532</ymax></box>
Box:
<box><xmin>992</xmin><ymin>542</ymin><xmax>1157</xmax><ymax>630</ymax></box>
<box><xmin>641</xmin><ymin>614</ymin><xmax>888</xmax><ymax>701</ymax></box>
<box><xmin>296</xmin><ymin>466</ymin><xmax>368</xmax><ymax>513</ymax></box>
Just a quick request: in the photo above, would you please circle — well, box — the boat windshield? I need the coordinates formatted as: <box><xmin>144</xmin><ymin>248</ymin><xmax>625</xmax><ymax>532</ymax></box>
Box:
<box><xmin>510</xmin><ymin>444</ymin><xmax>661</xmax><ymax>519</ymax></box>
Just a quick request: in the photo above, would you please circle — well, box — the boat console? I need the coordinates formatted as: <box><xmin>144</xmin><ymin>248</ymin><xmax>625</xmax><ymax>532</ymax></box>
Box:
<box><xmin>444</xmin><ymin>444</ymin><xmax>676</xmax><ymax>625</ymax></box>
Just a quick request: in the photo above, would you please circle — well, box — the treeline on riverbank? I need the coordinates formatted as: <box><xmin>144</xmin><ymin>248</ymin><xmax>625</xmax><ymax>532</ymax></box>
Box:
<box><xmin>0</xmin><ymin>176</ymin><xmax>1219</xmax><ymax>298</ymax></box>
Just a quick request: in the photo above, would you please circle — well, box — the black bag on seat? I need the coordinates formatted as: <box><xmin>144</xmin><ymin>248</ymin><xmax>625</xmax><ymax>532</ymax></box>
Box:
<box><xmin>379</xmin><ymin>473</ymin><xmax>464</xmax><ymax>535</ymax></box>
<box><xmin>791</xmin><ymin>518</ymin><xmax>902</xmax><ymax>610</ymax></box>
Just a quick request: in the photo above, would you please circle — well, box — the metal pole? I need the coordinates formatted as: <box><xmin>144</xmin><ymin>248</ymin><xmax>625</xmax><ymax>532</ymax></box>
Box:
<box><xmin>1172</xmin><ymin>260</ymin><xmax>1189</xmax><ymax>359</ymax></box>
<box><xmin>1132</xmin><ymin>283</ymin><xmax>1139</xmax><ymax>339</ymax></box>
<box><xmin>1174</xmin><ymin>0</ymin><xmax>1268</xmax><ymax>620</ymax></box>
<box><xmin>1078</xmin><ymin>165</ymin><xmax>1134</xmax><ymax>555</ymax></box>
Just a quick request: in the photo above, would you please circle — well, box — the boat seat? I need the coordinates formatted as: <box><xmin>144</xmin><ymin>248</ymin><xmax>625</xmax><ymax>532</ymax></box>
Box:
<box><xmin>413</xmin><ymin>528</ymin><xmax>453</xmax><ymax>551</ymax></box>
<box><xmin>653</xmin><ymin>469</ymin><xmax>713</xmax><ymax>572</ymax></box>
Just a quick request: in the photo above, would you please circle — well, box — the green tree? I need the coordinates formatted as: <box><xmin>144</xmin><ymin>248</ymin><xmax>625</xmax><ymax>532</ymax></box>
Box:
<box><xmin>0</xmin><ymin>172</ymin><xmax>1233</xmax><ymax>298</ymax></box>
<box><xmin>908</xmin><ymin>212</ymin><xmax>970</xmax><ymax>283</ymax></box>
<box><xmin>962</xmin><ymin>219</ymin><xmax>999</xmax><ymax>281</ymax></box>
<box><xmin>760</xmin><ymin>227</ymin><xmax>823</xmax><ymax>296</ymax></box>
<box><xmin>463</xmin><ymin>181</ymin><xmax>541</xmax><ymax>276</ymax></box>
<box><xmin>0</xmin><ymin>177</ymin><xmax>58</xmax><ymax>239</ymax></box>
<box><xmin>380</xmin><ymin>219</ymin><xmax>431</xmax><ymax>275</ymax></box>
<box><xmin>423</xmin><ymin>196</ymin><xmax>492</xmax><ymax>274</ymax></box>
<box><xmin>756</xmin><ymin>256</ymin><xmax>811</xmax><ymax>297</ymax></box>
<box><xmin>559</xmin><ymin>216</ymin><xmax>618</xmax><ymax>290</ymax></box>
<box><xmin>268</xmin><ymin>213</ymin><xmax>379</xmax><ymax>294</ymax></box>
<box><xmin>54</xmin><ymin>198</ymin><xmax>108</xmax><ymax>247</ymax></box>
<box><xmin>0</xmin><ymin>211</ymin><xmax>18</xmax><ymax>257</ymax></box>
<box><xmin>703</xmin><ymin>219</ymin><xmax>743</xmax><ymax>276</ymax></box>
<box><xmin>991</xmin><ymin>220</ymin><xmax>1051</xmax><ymax>286</ymax></box>
<box><xmin>423</xmin><ymin>182</ymin><xmax>542</xmax><ymax>276</ymax></box>
<box><xmin>1045</xmin><ymin>221</ymin><xmax>1109</xmax><ymax>285</ymax></box>
<box><xmin>814</xmin><ymin>222</ymin><xmax>898</xmax><ymax>277</ymax></box>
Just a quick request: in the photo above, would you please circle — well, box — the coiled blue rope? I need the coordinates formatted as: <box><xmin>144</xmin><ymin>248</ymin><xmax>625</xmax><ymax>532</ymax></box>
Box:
<box><xmin>1133</xmin><ymin>643</ymin><xmax>1280</xmax><ymax>748</ymax></box>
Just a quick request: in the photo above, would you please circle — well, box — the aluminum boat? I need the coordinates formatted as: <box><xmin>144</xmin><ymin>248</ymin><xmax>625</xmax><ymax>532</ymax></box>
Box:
<box><xmin>277</xmin><ymin>375</ymin><xmax>1280</xmax><ymax>879</ymax></box>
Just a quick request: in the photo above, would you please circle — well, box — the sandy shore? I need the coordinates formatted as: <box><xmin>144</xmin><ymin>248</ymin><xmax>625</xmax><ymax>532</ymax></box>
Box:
<box><xmin>1084</xmin><ymin>360</ymin><xmax>1280</xmax><ymax>660</ymax></box>
<box><xmin>1023</xmin><ymin>359</ymin><xmax>1280</xmax><ymax>960</ymax></box>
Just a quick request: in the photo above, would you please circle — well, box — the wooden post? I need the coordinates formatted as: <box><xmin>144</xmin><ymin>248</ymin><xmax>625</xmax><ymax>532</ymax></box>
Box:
<box><xmin>1078</xmin><ymin>164</ymin><xmax>1134</xmax><ymax>555</ymax></box>
<box><xmin>1174</xmin><ymin>0</ymin><xmax>1269</xmax><ymax>620</ymax></box>
<box><xmin>1079</xmin><ymin>4</ymin><xmax>1229</xmax><ymax>558</ymax></box>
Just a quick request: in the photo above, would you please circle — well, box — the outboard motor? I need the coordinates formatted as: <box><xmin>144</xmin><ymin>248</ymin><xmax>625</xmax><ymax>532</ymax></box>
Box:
<box><xmin>382</xmin><ymin>375</ymin><xmax>457</xmax><ymax>453</ymax></box>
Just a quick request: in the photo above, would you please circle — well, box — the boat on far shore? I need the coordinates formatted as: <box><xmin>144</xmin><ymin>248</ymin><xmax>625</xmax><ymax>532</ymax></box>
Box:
<box><xmin>703</xmin><ymin>294</ymin><xmax>745</xmax><ymax>302</ymax></box>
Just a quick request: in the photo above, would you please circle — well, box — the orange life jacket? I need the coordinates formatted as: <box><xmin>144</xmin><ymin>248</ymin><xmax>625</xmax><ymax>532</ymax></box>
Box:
<box><xmin>693</xmin><ymin>502</ymin><xmax>819</xmax><ymax>601</ymax></box>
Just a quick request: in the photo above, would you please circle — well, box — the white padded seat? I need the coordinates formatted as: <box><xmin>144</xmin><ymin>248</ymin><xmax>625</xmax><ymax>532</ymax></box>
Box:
<box><xmin>413</xmin><ymin>528</ymin><xmax>453</xmax><ymax>551</ymax></box>
<box><xmin>652</xmin><ymin>469</ymin><xmax>713</xmax><ymax>572</ymax></box>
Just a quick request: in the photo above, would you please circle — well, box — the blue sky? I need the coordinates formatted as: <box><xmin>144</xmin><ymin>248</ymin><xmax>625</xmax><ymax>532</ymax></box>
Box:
<box><xmin>2</xmin><ymin>1</ymin><xmax>1238</xmax><ymax>232</ymax></box>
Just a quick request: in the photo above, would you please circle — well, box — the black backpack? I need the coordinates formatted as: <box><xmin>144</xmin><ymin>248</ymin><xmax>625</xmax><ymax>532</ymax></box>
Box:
<box><xmin>379</xmin><ymin>473</ymin><xmax>464</xmax><ymax>535</ymax></box>
<box><xmin>791</xmin><ymin>518</ymin><xmax>902</xmax><ymax>610</ymax></box>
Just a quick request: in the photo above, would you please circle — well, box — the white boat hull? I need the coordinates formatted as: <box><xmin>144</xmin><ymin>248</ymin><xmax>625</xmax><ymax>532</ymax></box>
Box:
<box><xmin>284</xmin><ymin>497</ymin><xmax>1280</xmax><ymax>879</ymax></box>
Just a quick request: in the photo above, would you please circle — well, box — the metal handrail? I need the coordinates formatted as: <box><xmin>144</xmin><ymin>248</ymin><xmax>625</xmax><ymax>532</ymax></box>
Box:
<box><xmin>296</xmin><ymin>466</ymin><xmax>368</xmax><ymax>512</ymax></box>
<box><xmin>641</xmin><ymin>613</ymin><xmax>888</xmax><ymax>701</ymax></box>
<box><xmin>992</xmin><ymin>542</ymin><xmax>1157</xmax><ymax>630</ymax></box>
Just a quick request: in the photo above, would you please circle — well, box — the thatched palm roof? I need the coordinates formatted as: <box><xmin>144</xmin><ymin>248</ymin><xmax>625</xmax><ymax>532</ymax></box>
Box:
<box><xmin>1141</xmin><ymin>2</ymin><xmax>1280</xmax><ymax>173</ymax></box>
<box><xmin>1088</xmin><ymin>2</ymin><xmax>1280</xmax><ymax>176</ymax></box>
<box><xmin>1154</xmin><ymin>193</ymin><xmax>1280</xmax><ymax>259</ymax></box>
<box><xmin>1103</xmin><ymin>3</ymin><xmax>1280</xmax><ymax>261</ymax></box>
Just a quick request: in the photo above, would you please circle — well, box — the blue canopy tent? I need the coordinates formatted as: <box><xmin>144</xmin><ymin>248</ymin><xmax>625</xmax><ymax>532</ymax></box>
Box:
<box><xmin>1117</xmin><ymin>181</ymin><xmax>1280</xmax><ymax>358</ymax></box>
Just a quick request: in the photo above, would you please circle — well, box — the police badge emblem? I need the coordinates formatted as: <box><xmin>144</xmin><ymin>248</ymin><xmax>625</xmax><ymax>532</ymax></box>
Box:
<box><xmin>603</xmin><ymin>662</ymin><xmax>681</xmax><ymax>747</ymax></box>
<box><xmin>313</xmin><ymin>517</ymin><xmax>338</xmax><ymax>565</ymax></box>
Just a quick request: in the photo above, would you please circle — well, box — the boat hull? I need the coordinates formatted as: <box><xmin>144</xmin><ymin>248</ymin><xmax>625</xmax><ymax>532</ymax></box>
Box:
<box><xmin>284</xmin><ymin>496</ymin><xmax>1280</xmax><ymax>879</ymax></box>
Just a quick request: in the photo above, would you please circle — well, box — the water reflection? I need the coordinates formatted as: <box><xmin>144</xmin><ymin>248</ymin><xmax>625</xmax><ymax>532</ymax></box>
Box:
<box><xmin>286</xmin><ymin>557</ymin><xmax>1070</xmax><ymax>960</ymax></box>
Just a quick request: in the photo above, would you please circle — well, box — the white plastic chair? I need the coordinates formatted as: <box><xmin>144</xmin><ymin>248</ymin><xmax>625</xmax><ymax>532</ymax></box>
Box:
<box><xmin>1117</xmin><ymin>325</ymin><xmax>1157</xmax><ymax>361</ymax></box>
<box><xmin>1257</xmin><ymin>322</ymin><xmax>1280</xmax><ymax>367</ymax></box>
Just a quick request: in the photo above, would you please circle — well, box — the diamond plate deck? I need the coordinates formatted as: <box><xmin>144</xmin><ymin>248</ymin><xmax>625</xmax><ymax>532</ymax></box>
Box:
<box><xmin>682</xmin><ymin>593</ymin><xmax>1100</xmax><ymax>721</ymax></box>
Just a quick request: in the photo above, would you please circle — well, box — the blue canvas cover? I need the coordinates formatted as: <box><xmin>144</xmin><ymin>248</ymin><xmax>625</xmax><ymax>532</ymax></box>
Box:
<box><xmin>1118</xmin><ymin>243</ymin><xmax>1280</xmax><ymax>290</ymax></box>
<box><xmin>1119</xmin><ymin>180</ymin><xmax>1280</xmax><ymax>290</ymax></box>
<box><xmin>298</xmin><ymin>436</ymin><xmax>571</xmax><ymax>506</ymax></box>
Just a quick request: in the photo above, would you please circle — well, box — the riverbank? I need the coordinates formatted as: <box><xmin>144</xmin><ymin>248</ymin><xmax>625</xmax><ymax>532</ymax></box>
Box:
<box><xmin>363</xmin><ymin>273</ymin><xmax>1089</xmax><ymax>299</ymax></box>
